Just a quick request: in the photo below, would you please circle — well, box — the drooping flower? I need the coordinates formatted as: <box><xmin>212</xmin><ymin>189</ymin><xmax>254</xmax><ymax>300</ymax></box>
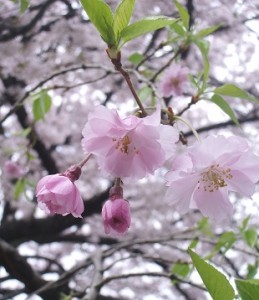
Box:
<box><xmin>165</xmin><ymin>135</ymin><xmax>259</xmax><ymax>222</ymax></box>
<box><xmin>36</xmin><ymin>165</ymin><xmax>84</xmax><ymax>218</ymax></box>
<box><xmin>102</xmin><ymin>185</ymin><xmax>131</xmax><ymax>235</ymax></box>
<box><xmin>81</xmin><ymin>105</ymin><xmax>178</xmax><ymax>179</ymax></box>
<box><xmin>4</xmin><ymin>160</ymin><xmax>24</xmax><ymax>179</ymax></box>
<box><xmin>159</xmin><ymin>64</ymin><xmax>189</xmax><ymax>97</ymax></box>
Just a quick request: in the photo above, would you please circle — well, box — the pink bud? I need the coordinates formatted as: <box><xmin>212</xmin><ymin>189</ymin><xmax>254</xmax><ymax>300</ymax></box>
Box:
<box><xmin>4</xmin><ymin>160</ymin><xmax>24</xmax><ymax>179</ymax></box>
<box><xmin>102</xmin><ymin>198</ymin><xmax>131</xmax><ymax>235</ymax></box>
<box><xmin>36</xmin><ymin>173</ymin><xmax>84</xmax><ymax>218</ymax></box>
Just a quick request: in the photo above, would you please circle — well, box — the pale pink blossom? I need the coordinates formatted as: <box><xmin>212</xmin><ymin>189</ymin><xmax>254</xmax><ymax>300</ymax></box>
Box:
<box><xmin>102</xmin><ymin>198</ymin><xmax>131</xmax><ymax>235</ymax></box>
<box><xmin>81</xmin><ymin>105</ymin><xmax>178</xmax><ymax>179</ymax></box>
<box><xmin>165</xmin><ymin>135</ymin><xmax>259</xmax><ymax>222</ymax></box>
<box><xmin>36</xmin><ymin>166</ymin><xmax>84</xmax><ymax>218</ymax></box>
<box><xmin>4</xmin><ymin>160</ymin><xmax>24</xmax><ymax>179</ymax></box>
<box><xmin>159</xmin><ymin>64</ymin><xmax>189</xmax><ymax>97</ymax></box>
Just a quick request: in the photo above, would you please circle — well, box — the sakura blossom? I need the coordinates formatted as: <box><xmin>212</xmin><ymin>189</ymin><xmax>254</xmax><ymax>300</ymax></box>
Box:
<box><xmin>102</xmin><ymin>197</ymin><xmax>131</xmax><ymax>235</ymax></box>
<box><xmin>165</xmin><ymin>135</ymin><xmax>259</xmax><ymax>222</ymax></box>
<box><xmin>81</xmin><ymin>105</ymin><xmax>178</xmax><ymax>179</ymax></box>
<box><xmin>4</xmin><ymin>160</ymin><xmax>24</xmax><ymax>179</ymax></box>
<box><xmin>36</xmin><ymin>166</ymin><xmax>84</xmax><ymax>218</ymax></box>
<box><xmin>159</xmin><ymin>64</ymin><xmax>189</xmax><ymax>97</ymax></box>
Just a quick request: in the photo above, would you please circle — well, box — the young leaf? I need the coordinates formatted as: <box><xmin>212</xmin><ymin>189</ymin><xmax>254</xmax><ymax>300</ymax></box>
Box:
<box><xmin>243</xmin><ymin>228</ymin><xmax>257</xmax><ymax>248</ymax></box>
<box><xmin>210</xmin><ymin>94</ymin><xmax>239</xmax><ymax>125</ymax></box>
<box><xmin>120</xmin><ymin>16</ymin><xmax>176</xmax><ymax>46</ymax></box>
<box><xmin>14</xmin><ymin>178</ymin><xmax>26</xmax><ymax>200</ymax></box>
<box><xmin>195</xmin><ymin>24</ymin><xmax>222</xmax><ymax>38</ymax></box>
<box><xmin>32</xmin><ymin>90</ymin><xmax>52</xmax><ymax>122</ymax></box>
<box><xmin>172</xmin><ymin>263</ymin><xmax>190</xmax><ymax>278</ymax></box>
<box><xmin>113</xmin><ymin>0</ymin><xmax>135</xmax><ymax>37</ymax></box>
<box><xmin>189</xmin><ymin>248</ymin><xmax>235</xmax><ymax>300</ymax></box>
<box><xmin>174</xmin><ymin>0</ymin><xmax>189</xmax><ymax>30</ymax></box>
<box><xmin>214</xmin><ymin>84</ymin><xmax>258</xmax><ymax>102</ymax></box>
<box><xmin>20</xmin><ymin>0</ymin><xmax>29</xmax><ymax>13</ymax></box>
<box><xmin>235</xmin><ymin>279</ymin><xmax>259</xmax><ymax>300</ymax></box>
<box><xmin>128</xmin><ymin>52</ymin><xmax>144</xmax><ymax>65</ymax></box>
<box><xmin>80</xmin><ymin>0</ymin><xmax>116</xmax><ymax>45</ymax></box>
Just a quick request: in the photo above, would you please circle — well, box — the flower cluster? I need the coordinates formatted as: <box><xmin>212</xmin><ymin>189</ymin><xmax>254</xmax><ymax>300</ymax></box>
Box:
<box><xmin>34</xmin><ymin>103</ymin><xmax>259</xmax><ymax>234</ymax></box>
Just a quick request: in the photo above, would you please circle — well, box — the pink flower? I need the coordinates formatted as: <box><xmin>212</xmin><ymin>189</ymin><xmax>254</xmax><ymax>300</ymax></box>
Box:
<box><xmin>81</xmin><ymin>105</ymin><xmax>178</xmax><ymax>179</ymax></box>
<box><xmin>4</xmin><ymin>160</ymin><xmax>24</xmax><ymax>179</ymax></box>
<box><xmin>36</xmin><ymin>166</ymin><xmax>84</xmax><ymax>218</ymax></box>
<box><xmin>159</xmin><ymin>64</ymin><xmax>189</xmax><ymax>97</ymax></box>
<box><xmin>102</xmin><ymin>198</ymin><xmax>131</xmax><ymax>235</ymax></box>
<box><xmin>165</xmin><ymin>135</ymin><xmax>259</xmax><ymax>222</ymax></box>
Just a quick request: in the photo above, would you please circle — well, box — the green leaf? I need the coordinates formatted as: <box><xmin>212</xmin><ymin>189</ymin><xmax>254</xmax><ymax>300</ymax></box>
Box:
<box><xmin>20</xmin><ymin>0</ymin><xmax>29</xmax><ymax>13</ymax></box>
<box><xmin>128</xmin><ymin>52</ymin><xmax>144</xmax><ymax>65</ymax></box>
<box><xmin>189</xmin><ymin>238</ymin><xmax>199</xmax><ymax>249</ymax></box>
<box><xmin>214</xmin><ymin>84</ymin><xmax>258</xmax><ymax>102</ymax></box>
<box><xmin>138</xmin><ymin>86</ymin><xmax>153</xmax><ymax>102</ymax></box>
<box><xmin>235</xmin><ymin>279</ymin><xmax>259</xmax><ymax>300</ymax></box>
<box><xmin>14</xmin><ymin>178</ymin><xmax>26</xmax><ymax>200</ymax></box>
<box><xmin>174</xmin><ymin>0</ymin><xmax>189</xmax><ymax>30</ymax></box>
<box><xmin>113</xmin><ymin>0</ymin><xmax>135</xmax><ymax>38</ymax></box>
<box><xmin>209</xmin><ymin>231</ymin><xmax>236</xmax><ymax>257</ymax></box>
<box><xmin>246</xmin><ymin>261</ymin><xmax>258</xmax><ymax>279</ymax></box>
<box><xmin>80</xmin><ymin>0</ymin><xmax>116</xmax><ymax>45</ymax></box>
<box><xmin>169</xmin><ymin>21</ymin><xmax>186</xmax><ymax>36</ymax></box>
<box><xmin>120</xmin><ymin>16</ymin><xmax>176</xmax><ymax>46</ymax></box>
<box><xmin>193</xmin><ymin>38</ymin><xmax>210</xmax><ymax>91</ymax></box>
<box><xmin>32</xmin><ymin>90</ymin><xmax>52</xmax><ymax>122</ymax></box>
<box><xmin>210</xmin><ymin>94</ymin><xmax>239</xmax><ymax>125</ymax></box>
<box><xmin>240</xmin><ymin>215</ymin><xmax>251</xmax><ymax>233</ymax></box>
<box><xmin>243</xmin><ymin>228</ymin><xmax>257</xmax><ymax>248</ymax></box>
<box><xmin>189</xmin><ymin>248</ymin><xmax>235</xmax><ymax>300</ymax></box>
<box><xmin>172</xmin><ymin>263</ymin><xmax>190</xmax><ymax>278</ymax></box>
<box><xmin>195</xmin><ymin>24</ymin><xmax>222</xmax><ymax>38</ymax></box>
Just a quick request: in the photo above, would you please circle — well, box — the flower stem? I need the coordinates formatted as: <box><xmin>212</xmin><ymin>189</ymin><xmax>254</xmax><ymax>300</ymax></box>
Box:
<box><xmin>107</xmin><ymin>49</ymin><xmax>147</xmax><ymax>117</ymax></box>
<box><xmin>78</xmin><ymin>154</ymin><xmax>92</xmax><ymax>168</ymax></box>
<box><xmin>174</xmin><ymin>116</ymin><xmax>201</xmax><ymax>142</ymax></box>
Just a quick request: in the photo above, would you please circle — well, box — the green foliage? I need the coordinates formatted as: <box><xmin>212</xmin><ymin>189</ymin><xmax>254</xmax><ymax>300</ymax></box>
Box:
<box><xmin>138</xmin><ymin>86</ymin><xmax>153</xmax><ymax>102</ymax></box>
<box><xmin>113</xmin><ymin>0</ymin><xmax>135</xmax><ymax>38</ymax></box>
<box><xmin>246</xmin><ymin>261</ymin><xmax>258</xmax><ymax>279</ymax></box>
<box><xmin>80</xmin><ymin>0</ymin><xmax>115</xmax><ymax>45</ymax></box>
<box><xmin>80</xmin><ymin>0</ymin><xmax>175</xmax><ymax>49</ymax></box>
<box><xmin>243</xmin><ymin>228</ymin><xmax>257</xmax><ymax>248</ymax></box>
<box><xmin>235</xmin><ymin>279</ymin><xmax>259</xmax><ymax>300</ymax></box>
<box><xmin>207</xmin><ymin>231</ymin><xmax>236</xmax><ymax>259</ymax></box>
<box><xmin>20</xmin><ymin>0</ymin><xmax>29</xmax><ymax>13</ymax></box>
<box><xmin>172</xmin><ymin>262</ymin><xmax>191</xmax><ymax>278</ymax></box>
<box><xmin>174</xmin><ymin>0</ymin><xmax>189</xmax><ymax>30</ymax></box>
<box><xmin>189</xmin><ymin>249</ymin><xmax>235</xmax><ymax>300</ymax></box>
<box><xmin>195</xmin><ymin>24</ymin><xmax>222</xmax><ymax>38</ymax></box>
<box><xmin>14</xmin><ymin>178</ymin><xmax>26</xmax><ymax>200</ymax></box>
<box><xmin>210</xmin><ymin>94</ymin><xmax>239</xmax><ymax>125</ymax></box>
<box><xmin>128</xmin><ymin>52</ymin><xmax>144</xmax><ymax>65</ymax></box>
<box><xmin>32</xmin><ymin>90</ymin><xmax>52</xmax><ymax>122</ymax></box>
<box><xmin>120</xmin><ymin>16</ymin><xmax>176</xmax><ymax>46</ymax></box>
<box><xmin>214</xmin><ymin>84</ymin><xmax>258</xmax><ymax>102</ymax></box>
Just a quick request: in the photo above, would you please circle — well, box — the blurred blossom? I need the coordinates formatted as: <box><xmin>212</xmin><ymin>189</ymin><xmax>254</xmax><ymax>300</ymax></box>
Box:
<box><xmin>102</xmin><ymin>198</ymin><xmax>131</xmax><ymax>235</ymax></box>
<box><xmin>165</xmin><ymin>135</ymin><xmax>259</xmax><ymax>222</ymax></box>
<box><xmin>4</xmin><ymin>160</ymin><xmax>24</xmax><ymax>179</ymax></box>
<box><xmin>81</xmin><ymin>105</ymin><xmax>178</xmax><ymax>179</ymax></box>
<box><xmin>36</xmin><ymin>166</ymin><xmax>84</xmax><ymax>218</ymax></box>
<box><xmin>159</xmin><ymin>64</ymin><xmax>189</xmax><ymax>97</ymax></box>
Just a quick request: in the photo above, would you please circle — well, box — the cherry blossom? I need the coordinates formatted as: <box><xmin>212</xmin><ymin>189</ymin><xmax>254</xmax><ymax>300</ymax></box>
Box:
<box><xmin>81</xmin><ymin>105</ymin><xmax>178</xmax><ymax>179</ymax></box>
<box><xmin>165</xmin><ymin>135</ymin><xmax>259</xmax><ymax>222</ymax></box>
<box><xmin>159</xmin><ymin>64</ymin><xmax>189</xmax><ymax>97</ymax></box>
<box><xmin>36</xmin><ymin>166</ymin><xmax>84</xmax><ymax>218</ymax></box>
<box><xmin>4</xmin><ymin>160</ymin><xmax>24</xmax><ymax>179</ymax></box>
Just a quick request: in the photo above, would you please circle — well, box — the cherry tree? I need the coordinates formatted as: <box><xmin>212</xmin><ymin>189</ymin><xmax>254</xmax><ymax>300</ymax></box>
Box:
<box><xmin>1</xmin><ymin>0</ymin><xmax>259</xmax><ymax>299</ymax></box>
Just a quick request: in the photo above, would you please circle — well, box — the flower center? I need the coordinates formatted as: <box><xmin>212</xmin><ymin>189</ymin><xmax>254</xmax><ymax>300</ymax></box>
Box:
<box><xmin>112</xmin><ymin>135</ymin><xmax>139</xmax><ymax>155</ymax></box>
<box><xmin>198</xmin><ymin>164</ymin><xmax>233</xmax><ymax>192</ymax></box>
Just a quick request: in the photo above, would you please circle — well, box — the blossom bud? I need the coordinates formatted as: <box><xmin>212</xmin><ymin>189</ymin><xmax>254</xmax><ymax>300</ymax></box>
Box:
<box><xmin>36</xmin><ymin>170</ymin><xmax>84</xmax><ymax>218</ymax></box>
<box><xmin>102</xmin><ymin>198</ymin><xmax>131</xmax><ymax>235</ymax></box>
